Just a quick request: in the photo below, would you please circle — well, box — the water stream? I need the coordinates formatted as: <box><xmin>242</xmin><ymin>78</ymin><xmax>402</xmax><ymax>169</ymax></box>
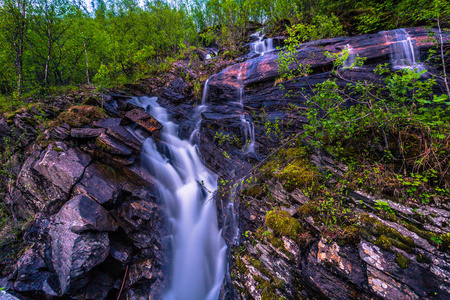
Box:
<box><xmin>384</xmin><ymin>28</ymin><xmax>424</xmax><ymax>71</ymax></box>
<box><xmin>250</xmin><ymin>31</ymin><xmax>275</xmax><ymax>55</ymax></box>
<box><xmin>130</xmin><ymin>96</ymin><xmax>227</xmax><ymax>300</ymax></box>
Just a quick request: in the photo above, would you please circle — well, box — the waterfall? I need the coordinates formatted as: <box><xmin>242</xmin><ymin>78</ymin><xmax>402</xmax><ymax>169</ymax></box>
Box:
<box><xmin>240</xmin><ymin>115</ymin><xmax>255</xmax><ymax>153</ymax></box>
<box><xmin>384</xmin><ymin>29</ymin><xmax>424</xmax><ymax>72</ymax></box>
<box><xmin>202</xmin><ymin>78</ymin><xmax>210</xmax><ymax>105</ymax></box>
<box><xmin>343</xmin><ymin>44</ymin><xmax>356</xmax><ymax>69</ymax></box>
<box><xmin>129</xmin><ymin>96</ymin><xmax>226</xmax><ymax>300</ymax></box>
<box><xmin>190</xmin><ymin>79</ymin><xmax>210</xmax><ymax>144</ymax></box>
<box><xmin>232</xmin><ymin>64</ymin><xmax>256</xmax><ymax>153</ymax></box>
<box><xmin>250</xmin><ymin>31</ymin><xmax>274</xmax><ymax>56</ymax></box>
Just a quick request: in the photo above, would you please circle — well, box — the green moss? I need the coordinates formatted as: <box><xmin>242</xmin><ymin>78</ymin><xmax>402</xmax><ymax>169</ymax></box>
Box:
<box><xmin>361</xmin><ymin>214</ymin><xmax>415</xmax><ymax>252</ymax></box>
<box><xmin>242</xmin><ymin>185</ymin><xmax>265</xmax><ymax>198</ymax></box>
<box><xmin>265</xmin><ymin>210</ymin><xmax>301</xmax><ymax>239</ymax></box>
<box><xmin>235</xmin><ymin>256</ymin><xmax>248</xmax><ymax>274</ymax></box>
<box><xmin>53</xmin><ymin>105</ymin><xmax>105</xmax><ymax>127</ymax></box>
<box><xmin>441</xmin><ymin>233</ymin><xmax>450</xmax><ymax>251</ymax></box>
<box><xmin>374</xmin><ymin>235</ymin><xmax>392</xmax><ymax>251</ymax></box>
<box><xmin>52</xmin><ymin>147</ymin><xmax>64</xmax><ymax>152</ymax></box>
<box><xmin>340</xmin><ymin>225</ymin><xmax>362</xmax><ymax>245</ymax></box>
<box><xmin>395</xmin><ymin>253</ymin><xmax>408</xmax><ymax>269</ymax></box>
<box><xmin>298</xmin><ymin>202</ymin><xmax>319</xmax><ymax>218</ymax></box>
<box><xmin>250</xmin><ymin>258</ymin><xmax>271</xmax><ymax>278</ymax></box>
<box><xmin>278</xmin><ymin>161</ymin><xmax>316</xmax><ymax>192</ymax></box>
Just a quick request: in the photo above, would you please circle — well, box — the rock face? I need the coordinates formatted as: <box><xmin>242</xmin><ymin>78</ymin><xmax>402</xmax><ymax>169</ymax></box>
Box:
<box><xmin>4</xmin><ymin>102</ymin><xmax>169</xmax><ymax>299</ymax></box>
<box><xmin>14</xmin><ymin>142</ymin><xmax>91</xmax><ymax>216</ymax></box>
<box><xmin>3</xmin><ymin>26</ymin><xmax>449</xmax><ymax>300</ymax></box>
<box><xmin>192</xmin><ymin>27</ymin><xmax>450</xmax><ymax>300</ymax></box>
<box><xmin>49</xmin><ymin>195</ymin><xmax>115</xmax><ymax>295</ymax></box>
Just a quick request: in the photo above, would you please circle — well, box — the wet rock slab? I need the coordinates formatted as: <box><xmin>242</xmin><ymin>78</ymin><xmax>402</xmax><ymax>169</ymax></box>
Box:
<box><xmin>124</xmin><ymin>108</ymin><xmax>163</xmax><ymax>134</ymax></box>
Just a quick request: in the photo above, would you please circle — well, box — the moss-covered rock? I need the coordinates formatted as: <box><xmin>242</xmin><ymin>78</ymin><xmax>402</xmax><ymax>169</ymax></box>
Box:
<box><xmin>265</xmin><ymin>209</ymin><xmax>301</xmax><ymax>239</ymax></box>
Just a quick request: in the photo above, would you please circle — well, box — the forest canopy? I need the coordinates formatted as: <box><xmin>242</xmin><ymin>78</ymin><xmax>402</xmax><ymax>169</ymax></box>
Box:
<box><xmin>0</xmin><ymin>0</ymin><xmax>448</xmax><ymax>98</ymax></box>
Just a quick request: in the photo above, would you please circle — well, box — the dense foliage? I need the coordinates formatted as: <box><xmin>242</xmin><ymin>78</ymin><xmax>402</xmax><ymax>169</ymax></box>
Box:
<box><xmin>0</xmin><ymin>0</ymin><xmax>448</xmax><ymax>101</ymax></box>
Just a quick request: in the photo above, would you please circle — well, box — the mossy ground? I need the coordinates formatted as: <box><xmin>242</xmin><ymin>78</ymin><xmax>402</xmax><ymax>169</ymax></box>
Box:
<box><xmin>52</xmin><ymin>105</ymin><xmax>106</xmax><ymax>128</ymax></box>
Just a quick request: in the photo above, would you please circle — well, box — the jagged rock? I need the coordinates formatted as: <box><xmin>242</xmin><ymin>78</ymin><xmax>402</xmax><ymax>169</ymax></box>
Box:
<box><xmin>15</xmin><ymin>143</ymin><xmax>91</xmax><ymax>215</ymax></box>
<box><xmin>71</xmin><ymin>128</ymin><xmax>105</xmax><ymax>139</ymax></box>
<box><xmin>124</xmin><ymin>108</ymin><xmax>163</xmax><ymax>134</ymax></box>
<box><xmin>51</xmin><ymin>123</ymin><xmax>70</xmax><ymax>140</ymax></box>
<box><xmin>359</xmin><ymin>240</ymin><xmax>450</xmax><ymax>298</ymax></box>
<box><xmin>33</xmin><ymin>142</ymin><xmax>91</xmax><ymax>193</ymax></box>
<box><xmin>110</xmin><ymin>238</ymin><xmax>132</xmax><ymax>267</ymax></box>
<box><xmin>0</xmin><ymin>117</ymin><xmax>11</xmax><ymax>148</ymax></box>
<box><xmin>118</xmin><ymin>200</ymin><xmax>157</xmax><ymax>231</ymax></box>
<box><xmin>49</xmin><ymin>195</ymin><xmax>116</xmax><ymax>295</ymax></box>
<box><xmin>366</xmin><ymin>265</ymin><xmax>418</xmax><ymax>299</ymax></box>
<box><xmin>84</xmin><ymin>271</ymin><xmax>115</xmax><ymax>300</ymax></box>
<box><xmin>127</xmin><ymin>259</ymin><xmax>154</xmax><ymax>287</ymax></box>
<box><xmin>123</xmin><ymin>164</ymin><xmax>155</xmax><ymax>188</ymax></box>
<box><xmin>106</xmin><ymin>125</ymin><xmax>142</xmax><ymax>153</ymax></box>
<box><xmin>13</xmin><ymin>248</ymin><xmax>56</xmax><ymax>296</ymax></box>
<box><xmin>73</xmin><ymin>163</ymin><xmax>123</xmax><ymax>207</ymax></box>
<box><xmin>93</xmin><ymin>118</ymin><xmax>122</xmax><ymax>129</ymax></box>
<box><xmin>97</xmin><ymin>133</ymin><xmax>132</xmax><ymax>156</ymax></box>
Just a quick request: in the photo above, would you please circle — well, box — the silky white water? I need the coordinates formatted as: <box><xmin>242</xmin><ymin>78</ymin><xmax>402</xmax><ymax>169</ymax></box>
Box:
<box><xmin>343</xmin><ymin>44</ymin><xmax>356</xmax><ymax>69</ymax></box>
<box><xmin>384</xmin><ymin>29</ymin><xmax>424</xmax><ymax>72</ymax></box>
<box><xmin>250</xmin><ymin>31</ymin><xmax>274</xmax><ymax>55</ymax></box>
<box><xmin>130</xmin><ymin>96</ymin><xmax>226</xmax><ymax>300</ymax></box>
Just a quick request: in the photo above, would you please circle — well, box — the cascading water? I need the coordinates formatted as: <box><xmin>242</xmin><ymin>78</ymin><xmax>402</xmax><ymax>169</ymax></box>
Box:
<box><xmin>384</xmin><ymin>28</ymin><xmax>424</xmax><ymax>71</ymax></box>
<box><xmin>129</xmin><ymin>96</ymin><xmax>227</xmax><ymax>300</ymax></box>
<box><xmin>190</xmin><ymin>79</ymin><xmax>210</xmax><ymax>144</ymax></box>
<box><xmin>231</xmin><ymin>63</ymin><xmax>256</xmax><ymax>153</ymax></box>
<box><xmin>250</xmin><ymin>31</ymin><xmax>274</xmax><ymax>56</ymax></box>
<box><xmin>343</xmin><ymin>44</ymin><xmax>356</xmax><ymax>69</ymax></box>
<box><xmin>240</xmin><ymin>115</ymin><xmax>255</xmax><ymax>153</ymax></box>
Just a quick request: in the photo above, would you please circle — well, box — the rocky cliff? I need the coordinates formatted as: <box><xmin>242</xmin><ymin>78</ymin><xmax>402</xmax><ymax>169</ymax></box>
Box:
<box><xmin>0</xmin><ymin>26</ymin><xmax>449</xmax><ymax>300</ymax></box>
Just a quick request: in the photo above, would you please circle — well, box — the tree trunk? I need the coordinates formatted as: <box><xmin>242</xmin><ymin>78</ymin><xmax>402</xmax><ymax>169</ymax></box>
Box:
<box><xmin>83</xmin><ymin>37</ymin><xmax>90</xmax><ymax>84</ymax></box>
<box><xmin>16</xmin><ymin>0</ymin><xmax>26</xmax><ymax>95</ymax></box>
<box><xmin>44</xmin><ymin>25</ymin><xmax>52</xmax><ymax>85</ymax></box>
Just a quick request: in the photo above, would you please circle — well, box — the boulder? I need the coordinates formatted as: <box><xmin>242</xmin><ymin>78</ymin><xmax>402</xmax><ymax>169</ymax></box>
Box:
<box><xmin>0</xmin><ymin>291</ymin><xmax>20</xmax><ymax>300</ymax></box>
<box><xmin>127</xmin><ymin>259</ymin><xmax>154</xmax><ymax>287</ymax></box>
<box><xmin>16</xmin><ymin>143</ymin><xmax>91</xmax><ymax>215</ymax></box>
<box><xmin>49</xmin><ymin>195</ymin><xmax>116</xmax><ymax>295</ymax></box>
<box><xmin>84</xmin><ymin>271</ymin><xmax>115</xmax><ymax>300</ymax></box>
<box><xmin>13</xmin><ymin>248</ymin><xmax>57</xmax><ymax>296</ymax></box>
<box><xmin>73</xmin><ymin>163</ymin><xmax>123</xmax><ymax>207</ymax></box>
<box><xmin>33</xmin><ymin>142</ymin><xmax>91</xmax><ymax>193</ymax></box>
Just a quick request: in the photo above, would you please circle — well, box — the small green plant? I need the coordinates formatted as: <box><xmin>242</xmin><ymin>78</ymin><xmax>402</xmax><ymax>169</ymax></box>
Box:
<box><xmin>374</xmin><ymin>201</ymin><xmax>395</xmax><ymax>215</ymax></box>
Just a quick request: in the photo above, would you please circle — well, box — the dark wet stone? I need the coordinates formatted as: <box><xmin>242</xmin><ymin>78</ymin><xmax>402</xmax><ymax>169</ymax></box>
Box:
<box><xmin>71</xmin><ymin>128</ymin><xmax>105</xmax><ymax>139</ymax></box>
<box><xmin>97</xmin><ymin>133</ymin><xmax>132</xmax><ymax>156</ymax></box>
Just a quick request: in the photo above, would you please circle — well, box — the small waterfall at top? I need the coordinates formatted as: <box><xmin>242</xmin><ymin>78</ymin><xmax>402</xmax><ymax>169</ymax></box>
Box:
<box><xmin>236</xmin><ymin>65</ymin><xmax>244</xmax><ymax>107</ymax></box>
<box><xmin>343</xmin><ymin>44</ymin><xmax>356</xmax><ymax>69</ymax></box>
<box><xmin>232</xmin><ymin>63</ymin><xmax>256</xmax><ymax>153</ymax></box>
<box><xmin>384</xmin><ymin>29</ymin><xmax>424</xmax><ymax>72</ymax></box>
<box><xmin>250</xmin><ymin>31</ymin><xmax>274</xmax><ymax>56</ymax></box>
<box><xmin>190</xmin><ymin>79</ymin><xmax>210</xmax><ymax>144</ymax></box>
<box><xmin>129</xmin><ymin>96</ymin><xmax>226</xmax><ymax>300</ymax></box>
